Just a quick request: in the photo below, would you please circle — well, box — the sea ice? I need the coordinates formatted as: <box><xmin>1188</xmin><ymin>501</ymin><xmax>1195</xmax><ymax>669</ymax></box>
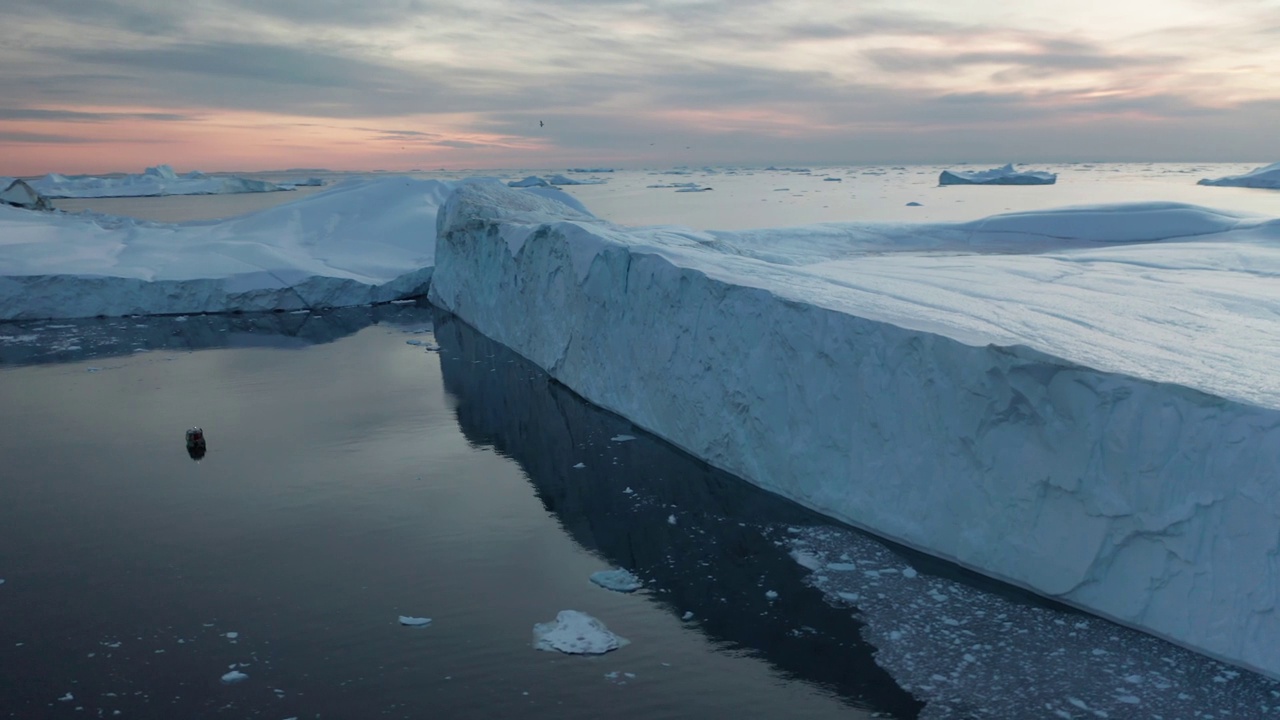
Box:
<box><xmin>1198</xmin><ymin>162</ymin><xmax>1280</xmax><ymax>189</ymax></box>
<box><xmin>532</xmin><ymin>610</ymin><xmax>628</xmax><ymax>654</ymax></box>
<box><xmin>938</xmin><ymin>163</ymin><xmax>1056</xmax><ymax>185</ymax></box>
<box><xmin>508</xmin><ymin>176</ymin><xmax>551</xmax><ymax>188</ymax></box>
<box><xmin>398</xmin><ymin>616</ymin><xmax>432</xmax><ymax>627</ymax></box>
<box><xmin>220</xmin><ymin>670</ymin><xmax>249</xmax><ymax>684</ymax></box>
<box><xmin>589</xmin><ymin>568</ymin><xmax>643</xmax><ymax>593</ymax></box>
<box><xmin>610</xmin><ymin>435</ymin><xmax>635</xmax><ymax>442</ymax></box>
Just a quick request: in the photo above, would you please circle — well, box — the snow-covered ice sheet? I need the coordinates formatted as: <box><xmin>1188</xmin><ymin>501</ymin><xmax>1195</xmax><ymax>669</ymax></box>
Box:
<box><xmin>0</xmin><ymin>177</ymin><xmax>584</xmax><ymax>320</ymax></box>
<box><xmin>532</xmin><ymin>610</ymin><xmax>628</xmax><ymax>654</ymax></box>
<box><xmin>939</xmin><ymin>163</ymin><xmax>1057</xmax><ymax>185</ymax></box>
<box><xmin>1199</xmin><ymin>161</ymin><xmax>1280</xmax><ymax>189</ymax></box>
<box><xmin>428</xmin><ymin>182</ymin><xmax>1280</xmax><ymax>678</ymax></box>
<box><xmin>30</xmin><ymin>165</ymin><xmax>287</xmax><ymax>198</ymax></box>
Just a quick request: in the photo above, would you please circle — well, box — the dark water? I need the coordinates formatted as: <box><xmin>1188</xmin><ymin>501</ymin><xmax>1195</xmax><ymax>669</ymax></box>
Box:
<box><xmin>0</xmin><ymin>304</ymin><xmax>923</xmax><ymax>719</ymax></box>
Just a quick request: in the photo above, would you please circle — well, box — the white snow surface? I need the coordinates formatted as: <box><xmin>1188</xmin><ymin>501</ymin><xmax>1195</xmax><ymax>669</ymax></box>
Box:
<box><xmin>939</xmin><ymin>163</ymin><xmax>1057</xmax><ymax>185</ymax></box>
<box><xmin>428</xmin><ymin>182</ymin><xmax>1280</xmax><ymax>679</ymax></box>
<box><xmin>0</xmin><ymin>177</ymin><xmax>586</xmax><ymax>320</ymax></box>
<box><xmin>532</xmin><ymin>610</ymin><xmax>628</xmax><ymax>654</ymax></box>
<box><xmin>30</xmin><ymin>165</ymin><xmax>287</xmax><ymax>198</ymax></box>
<box><xmin>1199</xmin><ymin>162</ymin><xmax>1280</xmax><ymax>189</ymax></box>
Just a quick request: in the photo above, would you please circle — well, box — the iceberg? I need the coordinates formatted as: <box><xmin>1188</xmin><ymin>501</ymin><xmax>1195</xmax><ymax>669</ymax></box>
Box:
<box><xmin>532</xmin><ymin>610</ymin><xmax>628</xmax><ymax>654</ymax></box>
<box><xmin>939</xmin><ymin>163</ymin><xmax>1057</xmax><ymax>185</ymax></box>
<box><xmin>1198</xmin><ymin>162</ymin><xmax>1280</xmax><ymax>189</ymax></box>
<box><xmin>589</xmin><ymin>568</ymin><xmax>643</xmax><ymax>593</ymax></box>
<box><xmin>507</xmin><ymin>175</ymin><xmax>551</xmax><ymax>188</ymax></box>
<box><xmin>29</xmin><ymin>164</ymin><xmax>290</xmax><ymax>198</ymax></box>
<box><xmin>0</xmin><ymin>178</ymin><xmax>51</xmax><ymax>211</ymax></box>
<box><xmin>0</xmin><ymin>176</ymin><xmax>449</xmax><ymax>320</ymax></box>
<box><xmin>545</xmin><ymin>174</ymin><xmax>605</xmax><ymax>186</ymax></box>
<box><xmin>429</xmin><ymin>182</ymin><xmax>1280</xmax><ymax>679</ymax></box>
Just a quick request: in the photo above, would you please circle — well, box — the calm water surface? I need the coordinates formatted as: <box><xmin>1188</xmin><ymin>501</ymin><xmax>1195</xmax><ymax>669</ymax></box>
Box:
<box><xmin>0</xmin><ymin>305</ymin><xmax>921</xmax><ymax>719</ymax></box>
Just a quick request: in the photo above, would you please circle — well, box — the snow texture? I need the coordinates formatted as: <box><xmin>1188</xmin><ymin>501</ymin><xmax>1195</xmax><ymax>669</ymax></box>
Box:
<box><xmin>589</xmin><ymin>569</ymin><xmax>643</xmax><ymax>593</ymax></box>
<box><xmin>428</xmin><ymin>182</ymin><xmax>1280</xmax><ymax>679</ymax></box>
<box><xmin>939</xmin><ymin>163</ymin><xmax>1057</xmax><ymax>185</ymax></box>
<box><xmin>30</xmin><ymin>165</ymin><xmax>287</xmax><ymax>198</ymax></box>
<box><xmin>532</xmin><ymin>610</ymin><xmax>628</xmax><ymax>654</ymax></box>
<box><xmin>1199</xmin><ymin>162</ymin><xmax>1280</xmax><ymax>189</ymax></box>
<box><xmin>0</xmin><ymin>176</ymin><xmax>586</xmax><ymax>320</ymax></box>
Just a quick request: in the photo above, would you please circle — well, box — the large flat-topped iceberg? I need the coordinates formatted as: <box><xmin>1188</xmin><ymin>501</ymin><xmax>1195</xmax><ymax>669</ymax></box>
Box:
<box><xmin>430</xmin><ymin>183</ymin><xmax>1280</xmax><ymax>679</ymax></box>
<box><xmin>1199</xmin><ymin>162</ymin><xmax>1280</xmax><ymax>189</ymax></box>
<box><xmin>0</xmin><ymin>177</ymin><xmax>454</xmax><ymax>319</ymax></box>
<box><xmin>30</xmin><ymin>164</ymin><xmax>287</xmax><ymax>198</ymax></box>
<box><xmin>939</xmin><ymin>163</ymin><xmax>1057</xmax><ymax>185</ymax></box>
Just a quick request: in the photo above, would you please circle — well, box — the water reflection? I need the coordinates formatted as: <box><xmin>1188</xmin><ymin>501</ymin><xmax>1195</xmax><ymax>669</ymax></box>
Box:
<box><xmin>433</xmin><ymin>309</ymin><xmax>925</xmax><ymax>718</ymax></box>
<box><xmin>0</xmin><ymin>301</ymin><xmax>435</xmax><ymax>366</ymax></box>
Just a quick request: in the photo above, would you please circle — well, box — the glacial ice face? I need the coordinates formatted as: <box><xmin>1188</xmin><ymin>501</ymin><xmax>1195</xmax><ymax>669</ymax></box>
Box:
<box><xmin>1199</xmin><ymin>162</ymin><xmax>1280</xmax><ymax>189</ymax></box>
<box><xmin>939</xmin><ymin>163</ymin><xmax>1057</xmax><ymax>185</ymax></box>
<box><xmin>429</xmin><ymin>183</ymin><xmax>1280</xmax><ymax>679</ymax></box>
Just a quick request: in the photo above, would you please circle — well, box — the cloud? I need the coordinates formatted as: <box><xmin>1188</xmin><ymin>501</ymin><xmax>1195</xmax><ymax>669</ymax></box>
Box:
<box><xmin>0</xmin><ymin>130</ymin><xmax>97</xmax><ymax>144</ymax></box>
<box><xmin>0</xmin><ymin>108</ymin><xmax>192</xmax><ymax>122</ymax></box>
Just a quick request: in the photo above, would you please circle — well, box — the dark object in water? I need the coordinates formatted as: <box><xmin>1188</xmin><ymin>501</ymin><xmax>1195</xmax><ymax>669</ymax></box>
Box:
<box><xmin>186</xmin><ymin>427</ymin><xmax>207</xmax><ymax>460</ymax></box>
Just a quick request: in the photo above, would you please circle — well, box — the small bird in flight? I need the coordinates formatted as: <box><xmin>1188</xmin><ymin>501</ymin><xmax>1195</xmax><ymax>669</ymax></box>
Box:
<box><xmin>539</xmin><ymin>120</ymin><xmax>544</xmax><ymax>127</ymax></box>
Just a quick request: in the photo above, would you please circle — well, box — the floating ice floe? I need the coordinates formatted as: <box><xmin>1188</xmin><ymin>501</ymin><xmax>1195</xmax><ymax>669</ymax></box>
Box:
<box><xmin>220</xmin><ymin>671</ymin><xmax>248</xmax><ymax>684</ymax></box>
<box><xmin>610</xmin><ymin>435</ymin><xmax>635</xmax><ymax>442</ymax></box>
<box><xmin>427</xmin><ymin>181</ymin><xmax>1280</xmax><ymax>679</ymax></box>
<box><xmin>1198</xmin><ymin>162</ymin><xmax>1280</xmax><ymax>189</ymax></box>
<box><xmin>30</xmin><ymin>165</ymin><xmax>288</xmax><ymax>198</ymax></box>
<box><xmin>546</xmin><ymin>174</ymin><xmax>605</xmax><ymax>186</ymax></box>
<box><xmin>589</xmin><ymin>569</ymin><xmax>643</xmax><ymax>593</ymax></box>
<box><xmin>399</xmin><ymin>616</ymin><xmax>432</xmax><ymax>627</ymax></box>
<box><xmin>532</xmin><ymin>610</ymin><xmax>628</xmax><ymax>655</ymax></box>
<box><xmin>938</xmin><ymin>163</ymin><xmax>1056</xmax><ymax>185</ymax></box>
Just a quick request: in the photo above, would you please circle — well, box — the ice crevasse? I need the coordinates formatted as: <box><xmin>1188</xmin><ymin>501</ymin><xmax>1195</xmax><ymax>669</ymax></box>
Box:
<box><xmin>429</xmin><ymin>182</ymin><xmax>1280</xmax><ymax>679</ymax></box>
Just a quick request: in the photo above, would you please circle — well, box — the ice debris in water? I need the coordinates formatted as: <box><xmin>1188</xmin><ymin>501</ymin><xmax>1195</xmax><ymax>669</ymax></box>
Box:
<box><xmin>589</xmin><ymin>569</ymin><xmax>643</xmax><ymax>593</ymax></box>
<box><xmin>399</xmin><ymin>616</ymin><xmax>432</xmax><ymax>627</ymax></box>
<box><xmin>765</xmin><ymin>590</ymin><xmax>779</xmax><ymax>600</ymax></box>
<box><xmin>532</xmin><ymin>610</ymin><xmax>628</xmax><ymax>655</ymax></box>
<box><xmin>610</xmin><ymin>434</ymin><xmax>636</xmax><ymax>442</ymax></box>
<box><xmin>224</xmin><ymin>632</ymin><xmax>238</xmax><ymax>639</ymax></box>
<box><xmin>573</xmin><ymin>462</ymin><xmax>586</xmax><ymax>469</ymax></box>
<box><xmin>667</xmin><ymin>514</ymin><xmax>677</xmax><ymax>525</ymax></box>
<box><xmin>784</xmin><ymin>525</ymin><xmax>1280</xmax><ymax>720</ymax></box>
<box><xmin>58</xmin><ymin>693</ymin><xmax>74</xmax><ymax>702</ymax></box>
<box><xmin>682</xmin><ymin>611</ymin><xmax>695</xmax><ymax>621</ymax></box>
<box><xmin>220</xmin><ymin>671</ymin><xmax>248</xmax><ymax>684</ymax></box>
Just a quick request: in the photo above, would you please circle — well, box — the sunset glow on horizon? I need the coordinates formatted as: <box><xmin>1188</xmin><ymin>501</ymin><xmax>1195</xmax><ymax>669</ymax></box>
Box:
<box><xmin>3</xmin><ymin>0</ymin><xmax>1279</xmax><ymax>176</ymax></box>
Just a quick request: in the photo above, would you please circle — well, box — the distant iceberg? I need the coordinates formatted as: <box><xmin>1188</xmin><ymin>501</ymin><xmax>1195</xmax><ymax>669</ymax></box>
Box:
<box><xmin>1198</xmin><ymin>162</ymin><xmax>1280</xmax><ymax>189</ymax></box>
<box><xmin>939</xmin><ymin>163</ymin><xmax>1057</xmax><ymax>185</ymax></box>
<box><xmin>507</xmin><ymin>175</ymin><xmax>550</xmax><ymax>188</ymax></box>
<box><xmin>545</xmin><ymin>174</ymin><xmax>605</xmax><ymax>186</ymax></box>
<box><xmin>29</xmin><ymin>164</ymin><xmax>290</xmax><ymax>198</ymax></box>
<box><xmin>0</xmin><ymin>178</ymin><xmax>51</xmax><ymax>211</ymax></box>
<box><xmin>0</xmin><ymin>177</ymin><xmax>586</xmax><ymax>320</ymax></box>
<box><xmin>429</xmin><ymin>183</ymin><xmax>1280</xmax><ymax>679</ymax></box>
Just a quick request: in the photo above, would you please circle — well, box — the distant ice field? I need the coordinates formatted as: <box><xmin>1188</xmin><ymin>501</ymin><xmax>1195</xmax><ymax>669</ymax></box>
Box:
<box><xmin>53</xmin><ymin>162</ymin><xmax>1278</xmax><ymax>229</ymax></box>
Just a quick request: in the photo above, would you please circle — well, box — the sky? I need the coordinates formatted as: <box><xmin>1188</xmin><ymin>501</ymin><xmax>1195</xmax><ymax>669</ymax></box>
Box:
<box><xmin>2</xmin><ymin>0</ymin><xmax>1279</xmax><ymax>175</ymax></box>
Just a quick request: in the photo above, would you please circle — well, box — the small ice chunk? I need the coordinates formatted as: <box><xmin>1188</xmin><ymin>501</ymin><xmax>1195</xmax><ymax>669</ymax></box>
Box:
<box><xmin>610</xmin><ymin>435</ymin><xmax>636</xmax><ymax>442</ymax></box>
<box><xmin>667</xmin><ymin>514</ymin><xmax>677</xmax><ymax>525</ymax></box>
<box><xmin>399</xmin><ymin>616</ymin><xmax>432</xmax><ymax>627</ymax></box>
<box><xmin>765</xmin><ymin>590</ymin><xmax>779</xmax><ymax>600</ymax></box>
<box><xmin>825</xmin><ymin>562</ymin><xmax>857</xmax><ymax>571</ymax></box>
<box><xmin>221</xmin><ymin>671</ymin><xmax>248</xmax><ymax>684</ymax></box>
<box><xmin>790</xmin><ymin>550</ymin><xmax>823</xmax><ymax>570</ymax></box>
<box><xmin>622</xmin><ymin>486</ymin><xmax>633</xmax><ymax>494</ymax></box>
<box><xmin>532</xmin><ymin>610</ymin><xmax>628</xmax><ymax>655</ymax></box>
<box><xmin>590</xmin><ymin>569</ymin><xmax>643</xmax><ymax>593</ymax></box>
<box><xmin>225</xmin><ymin>632</ymin><xmax>238</xmax><ymax>639</ymax></box>
<box><xmin>58</xmin><ymin>693</ymin><xmax>74</xmax><ymax>702</ymax></box>
<box><xmin>406</xmin><ymin>339</ymin><xmax>424</xmax><ymax>346</ymax></box>
<box><xmin>573</xmin><ymin>463</ymin><xmax>585</xmax><ymax>469</ymax></box>
<box><xmin>682</xmin><ymin>611</ymin><xmax>694</xmax><ymax>620</ymax></box>
<box><xmin>901</xmin><ymin>567</ymin><xmax>919</xmax><ymax>578</ymax></box>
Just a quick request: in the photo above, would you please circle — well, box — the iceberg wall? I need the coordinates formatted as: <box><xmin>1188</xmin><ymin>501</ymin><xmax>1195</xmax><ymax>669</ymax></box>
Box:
<box><xmin>429</xmin><ymin>183</ymin><xmax>1280</xmax><ymax>679</ymax></box>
